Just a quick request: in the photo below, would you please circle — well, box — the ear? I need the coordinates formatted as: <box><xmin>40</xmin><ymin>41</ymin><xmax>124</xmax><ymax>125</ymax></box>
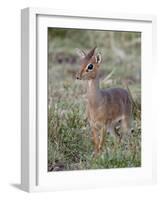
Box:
<box><xmin>95</xmin><ymin>53</ymin><xmax>102</xmax><ymax>64</ymax></box>
<box><xmin>75</xmin><ymin>48</ymin><xmax>86</xmax><ymax>58</ymax></box>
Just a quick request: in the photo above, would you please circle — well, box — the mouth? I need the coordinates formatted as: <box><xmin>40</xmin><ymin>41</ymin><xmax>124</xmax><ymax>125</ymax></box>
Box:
<box><xmin>76</xmin><ymin>73</ymin><xmax>89</xmax><ymax>80</ymax></box>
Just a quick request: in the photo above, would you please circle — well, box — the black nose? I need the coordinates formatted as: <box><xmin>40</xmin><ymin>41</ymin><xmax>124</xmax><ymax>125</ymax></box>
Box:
<box><xmin>76</xmin><ymin>74</ymin><xmax>80</xmax><ymax>80</ymax></box>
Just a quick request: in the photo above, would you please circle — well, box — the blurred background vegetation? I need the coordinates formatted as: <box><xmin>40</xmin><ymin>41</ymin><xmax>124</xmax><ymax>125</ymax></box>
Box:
<box><xmin>48</xmin><ymin>28</ymin><xmax>141</xmax><ymax>172</ymax></box>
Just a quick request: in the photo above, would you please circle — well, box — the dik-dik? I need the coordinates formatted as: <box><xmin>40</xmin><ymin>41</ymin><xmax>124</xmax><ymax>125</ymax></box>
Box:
<box><xmin>76</xmin><ymin>47</ymin><xmax>132</xmax><ymax>155</ymax></box>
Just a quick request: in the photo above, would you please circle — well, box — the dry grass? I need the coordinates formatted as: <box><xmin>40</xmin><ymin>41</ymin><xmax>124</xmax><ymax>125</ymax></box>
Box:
<box><xmin>48</xmin><ymin>63</ymin><xmax>141</xmax><ymax>171</ymax></box>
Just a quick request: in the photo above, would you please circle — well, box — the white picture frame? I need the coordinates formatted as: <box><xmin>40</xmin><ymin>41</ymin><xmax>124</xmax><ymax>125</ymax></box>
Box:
<box><xmin>21</xmin><ymin>7</ymin><xmax>157</xmax><ymax>192</ymax></box>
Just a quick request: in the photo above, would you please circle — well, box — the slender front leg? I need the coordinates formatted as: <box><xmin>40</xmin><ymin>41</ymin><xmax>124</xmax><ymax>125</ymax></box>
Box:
<box><xmin>98</xmin><ymin>126</ymin><xmax>106</xmax><ymax>152</ymax></box>
<box><xmin>91</xmin><ymin>127</ymin><xmax>99</xmax><ymax>155</ymax></box>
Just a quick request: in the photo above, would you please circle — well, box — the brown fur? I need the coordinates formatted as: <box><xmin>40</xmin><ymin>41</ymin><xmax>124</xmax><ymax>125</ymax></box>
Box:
<box><xmin>76</xmin><ymin>48</ymin><xmax>132</xmax><ymax>155</ymax></box>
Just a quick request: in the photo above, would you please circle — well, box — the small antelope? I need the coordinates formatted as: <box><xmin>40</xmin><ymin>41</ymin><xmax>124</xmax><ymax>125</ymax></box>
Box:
<box><xmin>76</xmin><ymin>47</ymin><xmax>132</xmax><ymax>155</ymax></box>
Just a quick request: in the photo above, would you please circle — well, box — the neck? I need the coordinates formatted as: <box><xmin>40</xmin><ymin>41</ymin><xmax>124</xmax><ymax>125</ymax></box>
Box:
<box><xmin>87</xmin><ymin>78</ymin><xmax>101</xmax><ymax>106</ymax></box>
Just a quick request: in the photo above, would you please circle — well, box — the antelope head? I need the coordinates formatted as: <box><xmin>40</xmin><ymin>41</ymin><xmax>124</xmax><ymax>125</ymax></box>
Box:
<box><xmin>76</xmin><ymin>47</ymin><xmax>102</xmax><ymax>80</ymax></box>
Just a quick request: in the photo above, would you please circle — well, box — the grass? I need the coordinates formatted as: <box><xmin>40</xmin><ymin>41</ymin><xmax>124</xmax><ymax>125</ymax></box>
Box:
<box><xmin>48</xmin><ymin>61</ymin><xmax>141</xmax><ymax>172</ymax></box>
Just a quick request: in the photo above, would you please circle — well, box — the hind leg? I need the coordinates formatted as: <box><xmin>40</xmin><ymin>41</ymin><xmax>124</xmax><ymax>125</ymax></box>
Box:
<box><xmin>120</xmin><ymin>116</ymin><xmax>131</xmax><ymax>142</ymax></box>
<box><xmin>114</xmin><ymin>116</ymin><xmax>131</xmax><ymax>143</ymax></box>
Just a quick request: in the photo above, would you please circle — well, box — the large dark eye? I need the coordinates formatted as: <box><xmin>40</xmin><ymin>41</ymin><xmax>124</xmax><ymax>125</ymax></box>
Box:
<box><xmin>87</xmin><ymin>64</ymin><xmax>93</xmax><ymax>70</ymax></box>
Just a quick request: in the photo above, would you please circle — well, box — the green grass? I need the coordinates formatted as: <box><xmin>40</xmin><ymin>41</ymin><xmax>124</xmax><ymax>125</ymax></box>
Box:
<box><xmin>48</xmin><ymin>61</ymin><xmax>141</xmax><ymax>172</ymax></box>
<box><xmin>48</xmin><ymin>29</ymin><xmax>141</xmax><ymax>171</ymax></box>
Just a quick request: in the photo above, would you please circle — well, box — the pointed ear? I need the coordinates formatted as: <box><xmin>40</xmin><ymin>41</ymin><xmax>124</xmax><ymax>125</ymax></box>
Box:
<box><xmin>95</xmin><ymin>53</ymin><xmax>102</xmax><ymax>64</ymax></box>
<box><xmin>75</xmin><ymin>48</ymin><xmax>86</xmax><ymax>58</ymax></box>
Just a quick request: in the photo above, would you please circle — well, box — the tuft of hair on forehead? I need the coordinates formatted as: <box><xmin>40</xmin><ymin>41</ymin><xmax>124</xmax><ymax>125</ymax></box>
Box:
<box><xmin>84</xmin><ymin>47</ymin><xmax>96</xmax><ymax>61</ymax></box>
